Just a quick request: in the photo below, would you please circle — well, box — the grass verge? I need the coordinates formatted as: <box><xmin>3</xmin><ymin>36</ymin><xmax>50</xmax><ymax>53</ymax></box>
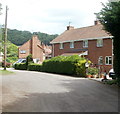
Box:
<box><xmin>0</xmin><ymin>70</ymin><xmax>14</xmax><ymax>75</ymax></box>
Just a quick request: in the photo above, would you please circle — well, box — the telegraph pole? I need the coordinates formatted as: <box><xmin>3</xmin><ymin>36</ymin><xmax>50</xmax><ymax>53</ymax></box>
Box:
<box><xmin>4</xmin><ymin>6</ymin><xmax>8</xmax><ymax>70</ymax></box>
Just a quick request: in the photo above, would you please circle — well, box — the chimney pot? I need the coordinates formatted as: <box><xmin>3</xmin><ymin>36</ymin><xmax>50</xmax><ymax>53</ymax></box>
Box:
<box><xmin>94</xmin><ymin>20</ymin><xmax>101</xmax><ymax>25</ymax></box>
<box><xmin>67</xmin><ymin>26</ymin><xmax>74</xmax><ymax>30</ymax></box>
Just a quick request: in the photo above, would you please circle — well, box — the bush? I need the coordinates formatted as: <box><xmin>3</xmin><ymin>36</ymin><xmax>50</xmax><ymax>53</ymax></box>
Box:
<box><xmin>87</xmin><ymin>67</ymin><xmax>99</xmax><ymax>75</ymax></box>
<box><xmin>106</xmin><ymin>80</ymin><xmax>118</xmax><ymax>85</ymax></box>
<box><xmin>7</xmin><ymin>57</ymin><xmax>18</xmax><ymax>64</ymax></box>
<box><xmin>28</xmin><ymin>63</ymin><xmax>42</xmax><ymax>71</ymax></box>
<box><xmin>42</xmin><ymin>55</ymin><xmax>87</xmax><ymax>77</ymax></box>
<box><xmin>14</xmin><ymin>63</ymin><xmax>27</xmax><ymax>70</ymax></box>
<box><xmin>2</xmin><ymin>62</ymin><xmax>11</xmax><ymax>68</ymax></box>
<box><xmin>26</xmin><ymin>54</ymin><xmax>34</xmax><ymax>66</ymax></box>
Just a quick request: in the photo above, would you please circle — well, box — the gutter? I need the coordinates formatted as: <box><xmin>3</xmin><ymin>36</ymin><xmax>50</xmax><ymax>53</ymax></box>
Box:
<box><xmin>50</xmin><ymin>36</ymin><xmax>114</xmax><ymax>44</ymax></box>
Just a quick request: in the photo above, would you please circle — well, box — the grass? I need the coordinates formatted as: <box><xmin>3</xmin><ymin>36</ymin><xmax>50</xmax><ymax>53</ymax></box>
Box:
<box><xmin>0</xmin><ymin>70</ymin><xmax>14</xmax><ymax>75</ymax></box>
<box><xmin>106</xmin><ymin>79</ymin><xmax>118</xmax><ymax>85</ymax></box>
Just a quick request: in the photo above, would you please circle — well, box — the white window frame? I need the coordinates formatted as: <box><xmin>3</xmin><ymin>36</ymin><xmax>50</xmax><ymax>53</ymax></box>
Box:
<box><xmin>20</xmin><ymin>50</ymin><xmax>26</xmax><ymax>54</ymax></box>
<box><xmin>83</xmin><ymin>40</ymin><xmax>88</xmax><ymax>48</ymax></box>
<box><xmin>70</xmin><ymin>42</ymin><xmax>74</xmax><ymax>48</ymax></box>
<box><xmin>105</xmin><ymin>56</ymin><xmax>112</xmax><ymax>65</ymax></box>
<box><xmin>97</xmin><ymin>39</ymin><xmax>103</xmax><ymax>47</ymax></box>
<box><xmin>98</xmin><ymin>56</ymin><xmax>103</xmax><ymax>65</ymax></box>
<box><xmin>59</xmin><ymin>43</ymin><xmax>64</xmax><ymax>49</ymax></box>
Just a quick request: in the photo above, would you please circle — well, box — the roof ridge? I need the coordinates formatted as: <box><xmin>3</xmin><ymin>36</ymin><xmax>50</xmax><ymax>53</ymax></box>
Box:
<box><xmin>72</xmin><ymin>24</ymin><xmax>102</xmax><ymax>31</ymax></box>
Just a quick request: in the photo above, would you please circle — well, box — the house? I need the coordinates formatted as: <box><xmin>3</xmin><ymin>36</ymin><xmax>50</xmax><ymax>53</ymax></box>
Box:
<box><xmin>50</xmin><ymin>21</ymin><xmax>113</xmax><ymax>73</ymax></box>
<box><xmin>18</xmin><ymin>35</ymin><xmax>52</xmax><ymax>63</ymax></box>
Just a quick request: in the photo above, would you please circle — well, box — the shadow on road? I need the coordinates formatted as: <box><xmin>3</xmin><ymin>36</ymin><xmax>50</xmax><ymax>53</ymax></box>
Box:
<box><xmin>2</xmin><ymin>79</ymin><xmax>118</xmax><ymax>112</ymax></box>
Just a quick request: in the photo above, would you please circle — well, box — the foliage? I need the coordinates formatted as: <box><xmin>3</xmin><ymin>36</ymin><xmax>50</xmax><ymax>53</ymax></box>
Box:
<box><xmin>106</xmin><ymin>79</ymin><xmax>118</xmax><ymax>85</ymax></box>
<box><xmin>7</xmin><ymin>57</ymin><xmax>18</xmax><ymax>64</ymax></box>
<box><xmin>42</xmin><ymin>55</ymin><xmax>87</xmax><ymax>76</ymax></box>
<box><xmin>87</xmin><ymin>67</ymin><xmax>99</xmax><ymax>75</ymax></box>
<box><xmin>28</xmin><ymin>63</ymin><xmax>42</xmax><ymax>71</ymax></box>
<box><xmin>14</xmin><ymin>63</ymin><xmax>27</xmax><ymax>70</ymax></box>
<box><xmin>2</xmin><ymin>61</ymin><xmax>11</xmax><ymax>68</ymax></box>
<box><xmin>97</xmin><ymin>1</ymin><xmax>120</xmax><ymax>85</ymax></box>
<box><xmin>14</xmin><ymin>55</ymin><xmax>33</xmax><ymax>70</ymax></box>
<box><xmin>26</xmin><ymin>54</ymin><xmax>34</xmax><ymax>67</ymax></box>
<box><xmin>6</xmin><ymin>29</ymin><xmax>58</xmax><ymax>46</ymax></box>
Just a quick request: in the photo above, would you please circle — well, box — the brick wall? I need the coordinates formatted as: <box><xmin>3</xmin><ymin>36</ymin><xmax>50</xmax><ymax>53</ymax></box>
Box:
<box><xmin>19</xmin><ymin>35</ymin><xmax>44</xmax><ymax>62</ymax></box>
<box><xmin>18</xmin><ymin>40</ymin><xmax>31</xmax><ymax>59</ymax></box>
<box><xmin>53</xmin><ymin>38</ymin><xmax>112</xmax><ymax>72</ymax></box>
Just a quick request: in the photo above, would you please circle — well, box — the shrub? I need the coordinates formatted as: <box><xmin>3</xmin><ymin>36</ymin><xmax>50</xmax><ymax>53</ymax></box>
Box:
<box><xmin>87</xmin><ymin>67</ymin><xmax>99</xmax><ymax>75</ymax></box>
<box><xmin>14</xmin><ymin>63</ymin><xmax>27</xmax><ymax>70</ymax></box>
<box><xmin>28</xmin><ymin>63</ymin><xmax>42</xmax><ymax>71</ymax></box>
<box><xmin>42</xmin><ymin>55</ymin><xmax>87</xmax><ymax>77</ymax></box>
<box><xmin>2</xmin><ymin>62</ymin><xmax>11</xmax><ymax>68</ymax></box>
<box><xmin>106</xmin><ymin>79</ymin><xmax>118</xmax><ymax>85</ymax></box>
<box><xmin>26</xmin><ymin>54</ymin><xmax>34</xmax><ymax>66</ymax></box>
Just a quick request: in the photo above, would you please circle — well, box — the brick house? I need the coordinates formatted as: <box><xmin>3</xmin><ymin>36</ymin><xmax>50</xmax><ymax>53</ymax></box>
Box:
<box><xmin>50</xmin><ymin>21</ymin><xmax>113</xmax><ymax>73</ymax></box>
<box><xmin>18</xmin><ymin>35</ymin><xmax>52</xmax><ymax>63</ymax></box>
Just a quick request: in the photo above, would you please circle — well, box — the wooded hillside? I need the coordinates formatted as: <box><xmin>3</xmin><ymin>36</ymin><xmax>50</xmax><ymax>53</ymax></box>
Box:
<box><xmin>7</xmin><ymin>29</ymin><xmax>58</xmax><ymax>46</ymax></box>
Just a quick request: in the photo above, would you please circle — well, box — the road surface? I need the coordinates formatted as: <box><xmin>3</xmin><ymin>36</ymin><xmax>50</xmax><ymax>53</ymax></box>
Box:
<box><xmin>1</xmin><ymin>69</ymin><xmax>118</xmax><ymax>112</ymax></box>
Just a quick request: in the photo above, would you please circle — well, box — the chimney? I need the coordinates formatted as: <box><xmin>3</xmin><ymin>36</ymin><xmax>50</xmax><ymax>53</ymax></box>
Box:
<box><xmin>94</xmin><ymin>20</ymin><xmax>101</xmax><ymax>25</ymax></box>
<box><xmin>67</xmin><ymin>26</ymin><xmax>74</xmax><ymax>30</ymax></box>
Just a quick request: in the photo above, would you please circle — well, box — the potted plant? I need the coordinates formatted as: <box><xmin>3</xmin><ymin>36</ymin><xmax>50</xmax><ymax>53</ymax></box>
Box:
<box><xmin>86</xmin><ymin>67</ymin><xmax>99</xmax><ymax>78</ymax></box>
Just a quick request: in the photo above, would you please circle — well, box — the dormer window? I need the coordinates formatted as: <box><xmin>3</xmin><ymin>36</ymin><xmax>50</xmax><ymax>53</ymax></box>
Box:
<box><xmin>70</xmin><ymin>42</ymin><xmax>74</xmax><ymax>48</ymax></box>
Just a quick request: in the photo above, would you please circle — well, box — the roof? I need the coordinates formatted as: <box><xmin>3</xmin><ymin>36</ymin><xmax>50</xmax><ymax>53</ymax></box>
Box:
<box><xmin>50</xmin><ymin>24</ymin><xmax>112</xmax><ymax>44</ymax></box>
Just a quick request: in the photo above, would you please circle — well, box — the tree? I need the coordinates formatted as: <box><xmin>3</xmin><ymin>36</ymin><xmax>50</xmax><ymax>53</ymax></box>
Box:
<box><xmin>97</xmin><ymin>1</ymin><xmax>120</xmax><ymax>85</ymax></box>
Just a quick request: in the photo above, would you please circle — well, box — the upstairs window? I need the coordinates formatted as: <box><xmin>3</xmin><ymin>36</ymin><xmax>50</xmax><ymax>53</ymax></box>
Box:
<box><xmin>20</xmin><ymin>50</ymin><xmax>26</xmax><ymax>54</ymax></box>
<box><xmin>70</xmin><ymin>42</ymin><xmax>74</xmax><ymax>48</ymax></box>
<box><xmin>97</xmin><ymin>39</ymin><xmax>103</xmax><ymax>47</ymax></box>
<box><xmin>98</xmin><ymin>56</ymin><xmax>103</xmax><ymax>65</ymax></box>
<box><xmin>105</xmin><ymin>56</ymin><xmax>112</xmax><ymax>65</ymax></box>
<box><xmin>59</xmin><ymin>43</ymin><xmax>64</xmax><ymax>49</ymax></box>
<box><xmin>83</xmin><ymin>40</ymin><xmax>88</xmax><ymax>48</ymax></box>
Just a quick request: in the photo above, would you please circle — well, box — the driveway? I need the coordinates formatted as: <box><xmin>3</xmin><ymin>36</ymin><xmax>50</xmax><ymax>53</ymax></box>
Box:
<box><xmin>1</xmin><ymin>69</ymin><xmax>118</xmax><ymax>112</ymax></box>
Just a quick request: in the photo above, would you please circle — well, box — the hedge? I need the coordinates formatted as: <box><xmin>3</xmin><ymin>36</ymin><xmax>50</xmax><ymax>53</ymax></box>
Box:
<box><xmin>42</xmin><ymin>55</ymin><xmax>87</xmax><ymax>77</ymax></box>
<box><xmin>14</xmin><ymin>63</ymin><xmax>27</xmax><ymax>70</ymax></box>
<box><xmin>14</xmin><ymin>55</ymin><xmax>88</xmax><ymax>77</ymax></box>
<box><xmin>28</xmin><ymin>63</ymin><xmax>42</xmax><ymax>71</ymax></box>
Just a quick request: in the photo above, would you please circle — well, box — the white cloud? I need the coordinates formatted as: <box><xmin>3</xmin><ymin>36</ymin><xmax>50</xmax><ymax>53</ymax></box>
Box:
<box><xmin>0</xmin><ymin>0</ymin><xmax>108</xmax><ymax>34</ymax></box>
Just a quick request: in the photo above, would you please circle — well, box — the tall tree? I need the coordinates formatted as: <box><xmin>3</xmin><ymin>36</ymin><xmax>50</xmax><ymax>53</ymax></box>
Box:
<box><xmin>97</xmin><ymin>1</ymin><xmax>120</xmax><ymax>85</ymax></box>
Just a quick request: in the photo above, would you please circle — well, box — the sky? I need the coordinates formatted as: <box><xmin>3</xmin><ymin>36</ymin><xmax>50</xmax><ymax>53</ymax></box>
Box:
<box><xmin>0</xmin><ymin>0</ymin><xmax>109</xmax><ymax>35</ymax></box>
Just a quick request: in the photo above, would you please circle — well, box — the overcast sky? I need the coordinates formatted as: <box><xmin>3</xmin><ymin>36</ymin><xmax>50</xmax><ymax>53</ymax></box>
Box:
<box><xmin>0</xmin><ymin>0</ymin><xmax>108</xmax><ymax>35</ymax></box>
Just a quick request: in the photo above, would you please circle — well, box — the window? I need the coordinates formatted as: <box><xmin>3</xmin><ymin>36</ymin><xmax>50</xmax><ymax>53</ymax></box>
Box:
<box><xmin>59</xmin><ymin>43</ymin><xmax>64</xmax><ymax>49</ymax></box>
<box><xmin>70</xmin><ymin>42</ymin><xmax>74</xmax><ymax>48</ymax></box>
<box><xmin>20</xmin><ymin>50</ymin><xmax>26</xmax><ymax>54</ymax></box>
<box><xmin>83</xmin><ymin>40</ymin><xmax>88</xmax><ymax>48</ymax></box>
<box><xmin>98</xmin><ymin>56</ymin><xmax>103</xmax><ymax>65</ymax></box>
<box><xmin>97</xmin><ymin>39</ymin><xmax>103</xmax><ymax>47</ymax></box>
<box><xmin>105</xmin><ymin>56</ymin><xmax>112</xmax><ymax>65</ymax></box>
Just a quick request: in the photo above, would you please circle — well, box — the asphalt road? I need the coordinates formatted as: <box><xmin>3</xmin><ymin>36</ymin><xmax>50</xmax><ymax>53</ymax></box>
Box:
<box><xmin>1</xmin><ymin>69</ymin><xmax>119</xmax><ymax>112</ymax></box>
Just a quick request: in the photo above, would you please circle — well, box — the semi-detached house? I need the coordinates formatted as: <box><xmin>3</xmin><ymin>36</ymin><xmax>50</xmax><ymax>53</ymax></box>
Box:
<box><xmin>50</xmin><ymin>21</ymin><xmax>113</xmax><ymax>73</ymax></box>
<box><xmin>18</xmin><ymin>35</ymin><xmax>52</xmax><ymax>63</ymax></box>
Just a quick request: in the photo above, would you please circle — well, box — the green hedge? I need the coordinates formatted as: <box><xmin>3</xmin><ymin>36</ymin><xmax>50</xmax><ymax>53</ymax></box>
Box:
<box><xmin>14</xmin><ymin>63</ymin><xmax>27</xmax><ymax>70</ymax></box>
<box><xmin>28</xmin><ymin>63</ymin><xmax>42</xmax><ymax>71</ymax></box>
<box><xmin>42</xmin><ymin>55</ymin><xmax>87</xmax><ymax>77</ymax></box>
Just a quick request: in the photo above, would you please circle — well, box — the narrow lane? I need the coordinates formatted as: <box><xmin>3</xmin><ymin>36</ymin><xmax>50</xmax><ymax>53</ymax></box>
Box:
<box><xmin>1</xmin><ymin>69</ymin><xmax>118</xmax><ymax>112</ymax></box>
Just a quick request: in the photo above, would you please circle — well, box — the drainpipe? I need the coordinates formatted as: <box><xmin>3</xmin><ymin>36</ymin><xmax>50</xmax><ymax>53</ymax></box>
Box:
<box><xmin>52</xmin><ymin>44</ymin><xmax>54</xmax><ymax>57</ymax></box>
<box><xmin>112</xmin><ymin>38</ymin><xmax>114</xmax><ymax>68</ymax></box>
